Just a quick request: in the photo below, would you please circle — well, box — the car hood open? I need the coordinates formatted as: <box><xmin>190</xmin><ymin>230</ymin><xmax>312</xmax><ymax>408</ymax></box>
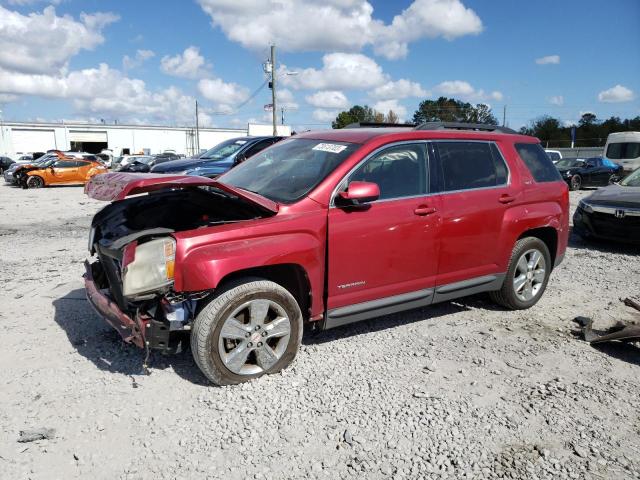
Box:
<box><xmin>85</xmin><ymin>172</ymin><xmax>279</xmax><ymax>213</ymax></box>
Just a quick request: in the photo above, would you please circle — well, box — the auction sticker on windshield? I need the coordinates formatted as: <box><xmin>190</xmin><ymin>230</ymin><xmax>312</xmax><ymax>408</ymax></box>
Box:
<box><xmin>312</xmin><ymin>143</ymin><xmax>348</xmax><ymax>154</ymax></box>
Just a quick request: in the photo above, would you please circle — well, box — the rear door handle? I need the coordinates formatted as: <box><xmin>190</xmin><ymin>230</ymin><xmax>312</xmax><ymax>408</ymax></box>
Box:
<box><xmin>414</xmin><ymin>206</ymin><xmax>436</xmax><ymax>216</ymax></box>
<box><xmin>498</xmin><ymin>194</ymin><xmax>515</xmax><ymax>204</ymax></box>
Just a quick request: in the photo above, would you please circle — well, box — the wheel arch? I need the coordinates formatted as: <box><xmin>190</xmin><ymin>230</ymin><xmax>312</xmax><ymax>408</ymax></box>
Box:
<box><xmin>215</xmin><ymin>264</ymin><xmax>312</xmax><ymax>321</ymax></box>
<box><xmin>517</xmin><ymin>226</ymin><xmax>558</xmax><ymax>269</ymax></box>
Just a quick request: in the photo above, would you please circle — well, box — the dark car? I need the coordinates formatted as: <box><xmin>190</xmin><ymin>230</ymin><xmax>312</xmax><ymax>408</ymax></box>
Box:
<box><xmin>117</xmin><ymin>156</ymin><xmax>156</xmax><ymax>173</ymax></box>
<box><xmin>84</xmin><ymin>123</ymin><xmax>569</xmax><ymax>385</ymax></box>
<box><xmin>150</xmin><ymin>136</ymin><xmax>282</xmax><ymax>178</ymax></box>
<box><xmin>573</xmin><ymin>167</ymin><xmax>640</xmax><ymax>244</ymax></box>
<box><xmin>0</xmin><ymin>156</ymin><xmax>15</xmax><ymax>174</ymax></box>
<box><xmin>556</xmin><ymin>157</ymin><xmax>623</xmax><ymax>190</ymax></box>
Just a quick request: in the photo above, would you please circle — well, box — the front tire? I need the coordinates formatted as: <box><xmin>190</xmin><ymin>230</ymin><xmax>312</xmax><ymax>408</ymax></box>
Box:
<box><xmin>490</xmin><ymin>237</ymin><xmax>551</xmax><ymax>310</ymax></box>
<box><xmin>26</xmin><ymin>176</ymin><xmax>45</xmax><ymax>189</ymax></box>
<box><xmin>191</xmin><ymin>278</ymin><xmax>303</xmax><ymax>385</ymax></box>
<box><xmin>569</xmin><ymin>174</ymin><xmax>582</xmax><ymax>191</ymax></box>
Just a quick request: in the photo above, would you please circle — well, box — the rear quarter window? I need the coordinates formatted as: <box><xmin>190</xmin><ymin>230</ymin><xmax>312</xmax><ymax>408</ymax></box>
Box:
<box><xmin>515</xmin><ymin>143</ymin><xmax>562</xmax><ymax>183</ymax></box>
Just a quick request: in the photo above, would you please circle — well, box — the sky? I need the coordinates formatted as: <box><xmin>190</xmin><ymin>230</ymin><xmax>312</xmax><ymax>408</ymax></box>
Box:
<box><xmin>0</xmin><ymin>0</ymin><xmax>638</xmax><ymax>131</ymax></box>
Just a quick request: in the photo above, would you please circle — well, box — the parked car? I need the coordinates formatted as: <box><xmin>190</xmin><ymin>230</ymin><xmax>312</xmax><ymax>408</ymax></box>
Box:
<box><xmin>573</xmin><ymin>167</ymin><xmax>640</xmax><ymax>244</ymax></box>
<box><xmin>545</xmin><ymin>149</ymin><xmax>562</xmax><ymax>163</ymax></box>
<box><xmin>0</xmin><ymin>156</ymin><xmax>15</xmax><ymax>174</ymax></box>
<box><xmin>117</xmin><ymin>156</ymin><xmax>155</xmax><ymax>173</ymax></box>
<box><xmin>4</xmin><ymin>152</ymin><xmax>62</xmax><ymax>185</ymax></box>
<box><xmin>555</xmin><ymin>157</ymin><xmax>623</xmax><ymax>190</ymax></box>
<box><xmin>23</xmin><ymin>157</ymin><xmax>107</xmax><ymax>188</ymax></box>
<box><xmin>84</xmin><ymin>122</ymin><xmax>569</xmax><ymax>385</ymax></box>
<box><xmin>150</xmin><ymin>136</ymin><xmax>282</xmax><ymax>178</ymax></box>
<box><xmin>604</xmin><ymin>131</ymin><xmax>640</xmax><ymax>172</ymax></box>
<box><xmin>117</xmin><ymin>155</ymin><xmax>152</xmax><ymax>170</ymax></box>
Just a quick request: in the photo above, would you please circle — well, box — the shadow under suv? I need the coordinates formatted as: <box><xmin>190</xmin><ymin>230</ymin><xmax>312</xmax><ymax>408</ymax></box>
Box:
<box><xmin>83</xmin><ymin>122</ymin><xmax>569</xmax><ymax>385</ymax></box>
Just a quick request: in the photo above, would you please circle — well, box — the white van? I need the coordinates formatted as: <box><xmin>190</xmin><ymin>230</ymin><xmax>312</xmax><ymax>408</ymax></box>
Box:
<box><xmin>604</xmin><ymin>131</ymin><xmax>640</xmax><ymax>172</ymax></box>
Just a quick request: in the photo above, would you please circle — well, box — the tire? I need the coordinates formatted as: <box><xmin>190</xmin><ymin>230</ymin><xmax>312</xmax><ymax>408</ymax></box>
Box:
<box><xmin>489</xmin><ymin>237</ymin><xmax>552</xmax><ymax>310</ymax></box>
<box><xmin>26</xmin><ymin>175</ymin><xmax>45</xmax><ymax>189</ymax></box>
<box><xmin>569</xmin><ymin>174</ymin><xmax>581</xmax><ymax>191</ymax></box>
<box><xmin>608</xmin><ymin>174</ymin><xmax>619</xmax><ymax>185</ymax></box>
<box><xmin>191</xmin><ymin>277</ymin><xmax>303</xmax><ymax>385</ymax></box>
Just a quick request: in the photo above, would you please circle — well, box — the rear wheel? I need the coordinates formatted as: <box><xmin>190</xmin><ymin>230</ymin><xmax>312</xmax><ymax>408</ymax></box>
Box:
<box><xmin>569</xmin><ymin>174</ymin><xmax>582</xmax><ymax>191</ymax></box>
<box><xmin>490</xmin><ymin>237</ymin><xmax>551</xmax><ymax>310</ymax></box>
<box><xmin>26</xmin><ymin>176</ymin><xmax>45</xmax><ymax>189</ymax></box>
<box><xmin>191</xmin><ymin>278</ymin><xmax>303</xmax><ymax>385</ymax></box>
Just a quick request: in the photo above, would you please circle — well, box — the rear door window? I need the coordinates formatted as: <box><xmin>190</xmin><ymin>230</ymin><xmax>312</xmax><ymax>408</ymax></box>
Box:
<box><xmin>606</xmin><ymin>142</ymin><xmax>640</xmax><ymax>159</ymax></box>
<box><xmin>435</xmin><ymin>141</ymin><xmax>507</xmax><ymax>192</ymax></box>
<box><xmin>515</xmin><ymin>143</ymin><xmax>562</xmax><ymax>183</ymax></box>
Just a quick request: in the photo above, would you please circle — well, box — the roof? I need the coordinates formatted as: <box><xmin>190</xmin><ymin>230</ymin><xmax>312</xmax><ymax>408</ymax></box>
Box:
<box><xmin>296</xmin><ymin>127</ymin><xmax>536</xmax><ymax>145</ymax></box>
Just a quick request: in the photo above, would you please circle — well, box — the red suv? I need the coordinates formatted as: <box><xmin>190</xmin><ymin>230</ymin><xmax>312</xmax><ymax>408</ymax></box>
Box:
<box><xmin>84</xmin><ymin>122</ymin><xmax>569</xmax><ymax>385</ymax></box>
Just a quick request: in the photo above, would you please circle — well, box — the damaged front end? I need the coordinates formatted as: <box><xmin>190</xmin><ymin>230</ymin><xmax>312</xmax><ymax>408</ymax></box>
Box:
<box><xmin>84</xmin><ymin>173</ymin><xmax>277</xmax><ymax>353</ymax></box>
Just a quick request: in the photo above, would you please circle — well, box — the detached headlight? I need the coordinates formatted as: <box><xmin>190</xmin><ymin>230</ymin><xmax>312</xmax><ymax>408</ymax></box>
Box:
<box><xmin>122</xmin><ymin>237</ymin><xmax>176</xmax><ymax>297</ymax></box>
<box><xmin>578</xmin><ymin>200</ymin><xmax>593</xmax><ymax>213</ymax></box>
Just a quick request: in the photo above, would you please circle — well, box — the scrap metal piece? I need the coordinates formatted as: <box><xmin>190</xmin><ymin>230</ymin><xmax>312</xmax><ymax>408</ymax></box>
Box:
<box><xmin>18</xmin><ymin>428</ymin><xmax>55</xmax><ymax>443</ymax></box>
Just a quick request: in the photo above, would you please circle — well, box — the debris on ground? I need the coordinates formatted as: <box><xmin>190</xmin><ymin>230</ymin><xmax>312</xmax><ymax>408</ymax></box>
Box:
<box><xmin>18</xmin><ymin>428</ymin><xmax>56</xmax><ymax>443</ymax></box>
<box><xmin>574</xmin><ymin>297</ymin><xmax>640</xmax><ymax>344</ymax></box>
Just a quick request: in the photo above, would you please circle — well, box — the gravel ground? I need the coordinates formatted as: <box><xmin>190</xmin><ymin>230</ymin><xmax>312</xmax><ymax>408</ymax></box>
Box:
<box><xmin>0</xmin><ymin>183</ymin><xmax>639</xmax><ymax>480</ymax></box>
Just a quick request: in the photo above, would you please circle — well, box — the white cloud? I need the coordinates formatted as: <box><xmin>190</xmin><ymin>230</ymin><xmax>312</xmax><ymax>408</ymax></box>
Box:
<box><xmin>535</xmin><ymin>55</ymin><xmax>560</xmax><ymax>65</ymax></box>
<box><xmin>549</xmin><ymin>95</ymin><xmax>564</xmax><ymax>106</ymax></box>
<box><xmin>374</xmin><ymin>0</ymin><xmax>482</xmax><ymax>59</ymax></box>
<box><xmin>305</xmin><ymin>90</ymin><xmax>349</xmax><ymax>109</ymax></box>
<box><xmin>373</xmin><ymin>99</ymin><xmax>407</xmax><ymax>120</ymax></box>
<box><xmin>278</xmin><ymin>88</ymin><xmax>299</xmax><ymax>109</ymax></box>
<box><xmin>598</xmin><ymin>84</ymin><xmax>635</xmax><ymax>103</ymax></box>
<box><xmin>371</xmin><ymin>79</ymin><xmax>427</xmax><ymax>100</ymax></box>
<box><xmin>434</xmin><ymin>80</ymin><xmax>503</xmax><ymax>102</ymax></box>
<box><xmin>122</xmin><ymin>49</ymin><xmax>155</xmax><ymax>70</ymax></box>
<box><xmin>0</xmin><ymin>5</ymin><xmax>118</xmax><ymax>74</ymax></box>
<box><xmin>0</xmin><ymin>93</ymin><xmax>19</xmax><ymax>103</ymax></box>
<box><xmin>160</xmin><ymin>46</ymin><xmax>209</xmax><ymax>79</ymax></box>
<box><xmin>312</xmin><ymin>109</ymin><xmax>340</xmax><ymax>123</ymax></box>
<box><xmin>281</xmin><ymin>53</ymin><xmax>386</xmax><ymax>90</ymax></box>
<box><xmin>197</xmin><ymin>77</ymin><xmax>250</xmax><ymax>111</ymax></box>
<box><xmin>197</xmin><ymin>0</ymin><xmax>482</xmax><ymax>60</ymax></box>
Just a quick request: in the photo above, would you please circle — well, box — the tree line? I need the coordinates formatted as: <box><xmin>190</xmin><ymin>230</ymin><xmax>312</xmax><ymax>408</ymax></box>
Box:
<box><xmin>331</xmin><ymin>97</ymin><xmax>640</xmax><ymax>147</ymax></box>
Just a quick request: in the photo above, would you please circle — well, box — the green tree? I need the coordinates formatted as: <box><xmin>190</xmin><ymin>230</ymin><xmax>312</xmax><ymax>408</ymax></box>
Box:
<box><xmin>332</xmin><ymin>105</ymin><xmax>381</xmax><ymax>128</ymax></box>
<box><xmin>412</xmin><ymin>97</ymin><xmax>498</xmax><ymax>125</ymax></box>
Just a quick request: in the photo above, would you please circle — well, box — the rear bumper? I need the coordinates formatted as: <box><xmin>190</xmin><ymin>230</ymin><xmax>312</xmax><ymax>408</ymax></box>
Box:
<box><xmin>84</xmin><ymin>260</ymin><xmax>146</xmax><ymax>348</ymax></box>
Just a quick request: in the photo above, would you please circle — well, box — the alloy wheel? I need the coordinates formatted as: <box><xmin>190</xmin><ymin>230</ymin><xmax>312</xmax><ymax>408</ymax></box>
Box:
<box><xmin>570</xmin><ymin>175</ymin><xmax>581</xmax><ymax>190</ymax></box>
<box><xmin>513</xmin><ymin>249</ymin><xmax>546</xmax><ymax>302</ymax></box>
<box><xmin>218</xmin><ymin>299</ymin><xmax>291</xmax><ymax>375</ymax></box>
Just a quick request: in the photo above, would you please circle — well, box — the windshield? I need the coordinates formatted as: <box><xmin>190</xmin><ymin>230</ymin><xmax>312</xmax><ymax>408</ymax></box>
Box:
<box><xmin>134</xmin><ymin>156</ymin><xmax>154</xmax><ymax>164</ymax></box>
<box><xmin>199</xmin><ymin>138</ymin><xmax>248</xmax><ymax>160</ymax></box>
<box><xmin>606</xmin><ymin>142</ymin><xmax>640</xmax><ymax>160</ymax></box>
<box><xmin>219</xmin><ymin>138</ymin><xmax>358</xmax><ymax>203</ymax></box>
<box><xmin>556</xmin><ymin>159</ymin><xmax>584</xmax><ymax>168</ymax></box>
<box><xmin>619</xmin><ymin>168</ymin><xmax>640</xmax><ymax>187</ymax></box>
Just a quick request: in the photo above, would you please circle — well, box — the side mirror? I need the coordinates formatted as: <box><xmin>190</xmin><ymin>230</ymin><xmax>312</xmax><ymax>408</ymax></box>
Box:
<box><xmin>336</xmin><ymin>181</ymin><xmax>380</xmax><ymax>207</ymax></box>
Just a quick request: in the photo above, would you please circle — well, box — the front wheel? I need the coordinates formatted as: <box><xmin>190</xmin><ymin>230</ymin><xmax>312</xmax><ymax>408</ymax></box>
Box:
<box><xmin>569</xmin><ymin>174</ymin><xmax>582</xmax><ymax>191</ymax></box>
<box><xmin>191</xmin><ymin>278</ymin><xmax>303</xmax><ymax>385</ymax></box>
<box><xmin>490</xmin><ymin>237</ymin><xmax>551</xmax><ymax>310</ymax></box>
<box><xmin>26</xmin><ymin>176</ymin><xmax>45</xmax><ymax>189</ymax></box>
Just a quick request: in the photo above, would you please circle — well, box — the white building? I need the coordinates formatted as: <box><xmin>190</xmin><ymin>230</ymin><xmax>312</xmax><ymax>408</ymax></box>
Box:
<box><xmin>0</xmin><ymin>121</ymin><xmax>291</xmax><ymax>158</ymax></box>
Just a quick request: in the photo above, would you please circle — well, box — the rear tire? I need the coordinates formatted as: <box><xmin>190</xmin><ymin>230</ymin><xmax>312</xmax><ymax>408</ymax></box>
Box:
<box><xmin>191</xmin><ymin>278</ymin><xmax>303</xmax><ymax>385</ymax></box>
<box><xmin>490</xmin><ymin>237</ymin><xmax>551</xmax><ymax>310</ymax></box>
<box><xmin>26</xmin><ymin>176</ymin><xmax>45</xmax><ymax>189</ymax></box>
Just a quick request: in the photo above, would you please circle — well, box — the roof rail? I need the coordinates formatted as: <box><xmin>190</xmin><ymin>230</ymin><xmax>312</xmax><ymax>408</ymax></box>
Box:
<box><xmin>344</xmin><ymin>122</ymin><xmax>417</xmax><ymax>129</ymax></box>
<box><xmin>414</xmin><ymin>122</ymin><xmax>517</xmax><ymax>134</ymax></box>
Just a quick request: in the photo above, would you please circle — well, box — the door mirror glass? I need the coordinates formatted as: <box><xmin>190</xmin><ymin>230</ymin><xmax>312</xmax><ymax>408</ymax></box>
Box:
<box><xmin>337</xmin><ymin>181</ymin><xmax>380</xmax><ymax>206</ymax></box>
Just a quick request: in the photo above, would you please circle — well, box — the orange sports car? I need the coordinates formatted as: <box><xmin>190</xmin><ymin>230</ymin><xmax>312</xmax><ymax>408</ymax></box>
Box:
<box><xmin>24</xmin><ymin>157</ymin><xmax>108</xmax><ymax>188</ymax></box>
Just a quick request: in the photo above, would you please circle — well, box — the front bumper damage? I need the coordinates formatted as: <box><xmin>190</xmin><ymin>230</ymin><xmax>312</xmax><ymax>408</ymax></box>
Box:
<box><xmin>84</xmin><ymin>260</ymin><xmax>148</xmax><ymax>348</ymax></box>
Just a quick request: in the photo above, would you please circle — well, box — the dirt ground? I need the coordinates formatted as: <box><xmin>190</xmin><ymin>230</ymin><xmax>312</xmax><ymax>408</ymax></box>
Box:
<box><xmin>0</xmin><ymin>183</ymin><xmax>639</xmax><ymax>480</ymax></box>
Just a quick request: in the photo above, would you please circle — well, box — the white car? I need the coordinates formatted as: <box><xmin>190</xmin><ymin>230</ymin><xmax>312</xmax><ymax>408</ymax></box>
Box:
<box><xmin>545</xmin><ymin>149</ymin><xmax>562</xmax><ymax>164</ymax></box>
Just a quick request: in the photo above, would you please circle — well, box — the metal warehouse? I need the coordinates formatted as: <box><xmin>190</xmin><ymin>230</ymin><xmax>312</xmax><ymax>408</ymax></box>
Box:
<box><xmin>0</xmin><ymin>121</ymin><xmax>291</xmax><ymax>157</ymax></box>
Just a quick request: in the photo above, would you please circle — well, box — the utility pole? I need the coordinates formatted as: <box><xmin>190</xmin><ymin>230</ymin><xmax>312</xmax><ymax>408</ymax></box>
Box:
<box><xmin>502</xmin><ymin>105</ymin><xmax>506</xmax><ymax>127</ymax></box>
<box><xmin>270</xmin><ymin>44</ymin><xmax>277</xmax><ymax>136</ymax></box>
<box><xmin>195</xmin><ymin>100</ymin><xmax>200</xmax><ymax>154</ymax></box>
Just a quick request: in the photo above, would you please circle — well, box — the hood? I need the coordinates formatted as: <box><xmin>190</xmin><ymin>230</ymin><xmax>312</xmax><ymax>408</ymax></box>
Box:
<box><xmin>151</xmin><ymin>156</ymin><xmax>233</xmax><ymax>173</ymax></box>
<box><xmin>584</xmin><ymin>183</ymin><xmax>640</xmax><ymax>207</ymax></box>
<box><xmin>84</xmin><ymin>172</ymin><xmax>278</xmax><ymax>213</ymax></box>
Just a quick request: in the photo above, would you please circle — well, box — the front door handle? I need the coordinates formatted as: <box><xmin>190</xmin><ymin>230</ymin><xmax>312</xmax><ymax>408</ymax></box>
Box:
<box><xmin>498</xmin><ymin>194</ymin><xmax>515</xmax><ymax>204</ymax></box>
<box><xmin>414</xmin><ymin>206</ymin><xmax>436</xmax><ymax>216</ymax></box>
